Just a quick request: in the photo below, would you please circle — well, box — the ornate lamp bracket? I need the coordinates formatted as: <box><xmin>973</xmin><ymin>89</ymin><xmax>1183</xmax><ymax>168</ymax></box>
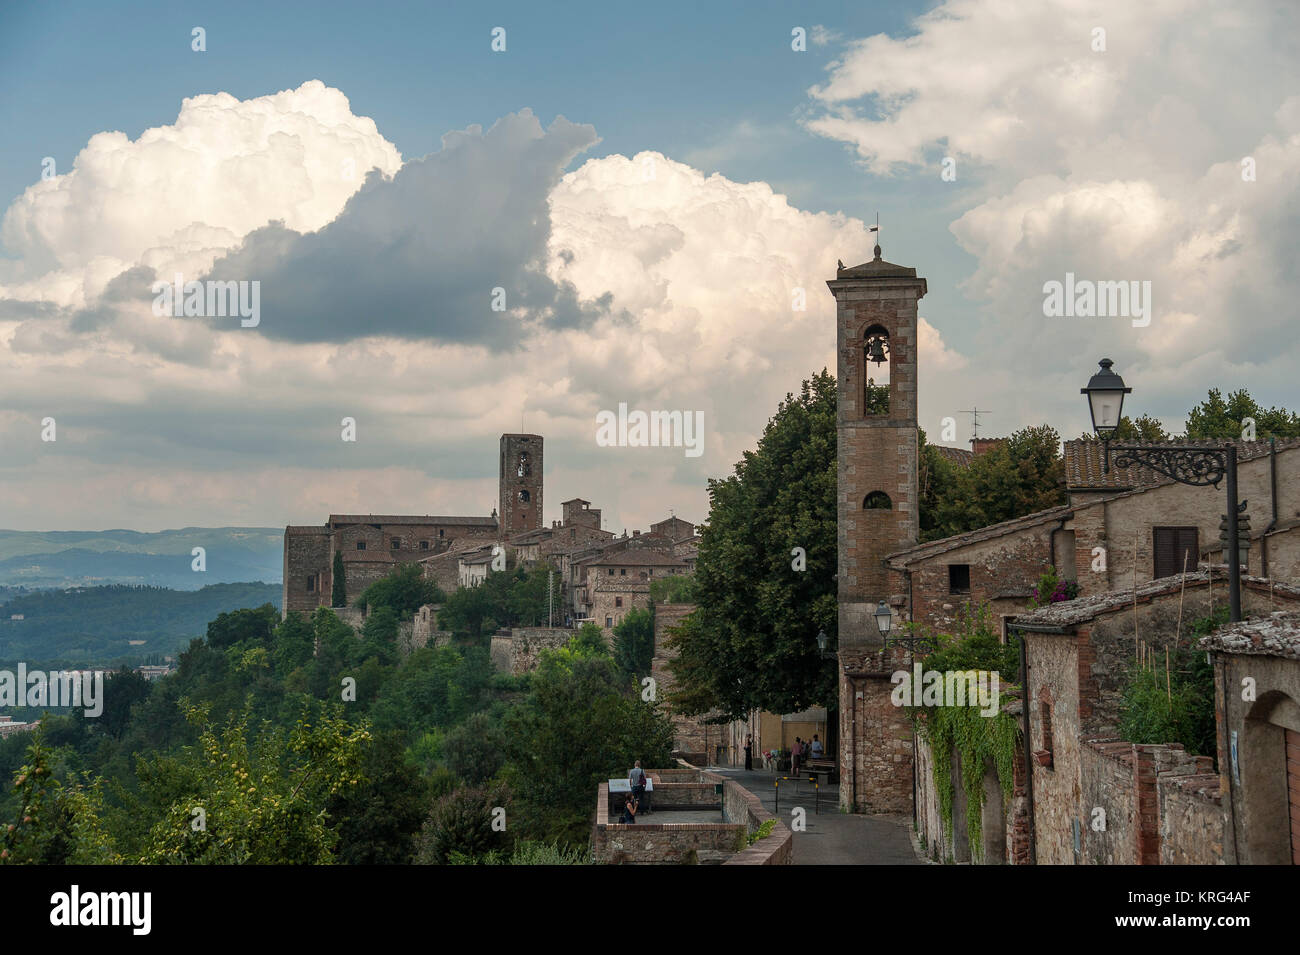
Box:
<box><xmin>1109</xmin><ymin>445</ymin><xmax>1229</xmax><ymax>488</ymax></box>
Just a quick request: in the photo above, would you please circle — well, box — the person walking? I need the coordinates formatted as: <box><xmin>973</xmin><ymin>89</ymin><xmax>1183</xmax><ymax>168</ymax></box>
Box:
<box><xmin>744</xmin><ymin>734</ymin><xmax>753</xmax><ymax>771</ymax></box>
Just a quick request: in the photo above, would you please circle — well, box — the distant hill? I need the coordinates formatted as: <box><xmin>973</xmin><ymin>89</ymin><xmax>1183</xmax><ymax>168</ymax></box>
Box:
<box><xmin>0</xmin><ymin>582</ymin><xmax>282</xmax><ymax>667</ymax></box>
<box><xmin>0</xmin><ymin>527</ymin><xmax>283</xmax><ymax>591</ymax></box>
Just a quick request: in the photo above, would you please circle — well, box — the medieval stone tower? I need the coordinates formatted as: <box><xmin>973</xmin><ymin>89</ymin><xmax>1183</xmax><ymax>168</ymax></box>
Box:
<box><xmin>827</xmin><ymin>241</ymin><xmax>926</xmax><ymax>812</ymax></box>
<box><xmin>499</xmin><ymin>434</ymin><xmax>543</xmax><ymax>533</ymax></box>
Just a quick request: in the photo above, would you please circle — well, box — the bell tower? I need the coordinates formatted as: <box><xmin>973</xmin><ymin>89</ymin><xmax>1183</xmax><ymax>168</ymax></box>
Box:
<box><xmin>499</xmin><ymin>434</ymin><xmax>543</xmax><ymax>533</ymax></box>
<box><xmin>827</xmin><ymin>240</ymin><xmax>926</xmax><ymax>813</ymax></box>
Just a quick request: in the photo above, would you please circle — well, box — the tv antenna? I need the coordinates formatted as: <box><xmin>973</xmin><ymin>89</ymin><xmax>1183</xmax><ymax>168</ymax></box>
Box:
<box><xmin>959</xmin><ymin>407</ymin><xmax>991</xmax><ymax>440</ymax></box>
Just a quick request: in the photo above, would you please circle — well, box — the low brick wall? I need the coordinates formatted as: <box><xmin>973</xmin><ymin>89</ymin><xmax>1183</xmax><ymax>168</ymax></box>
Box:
<box><xmin>700</xmin><ymin>770</ymin><xmax>794</xmax><ymax>866</ymax></box>
<box><xmin>592</xmin><ymin>783</ymin><xmax>743</xmax><ymax>864</ymax></box>
<box><xmin>605</xmin><ymin>783</ymin><xmax>720</xmax><ymax>815</ymax></box>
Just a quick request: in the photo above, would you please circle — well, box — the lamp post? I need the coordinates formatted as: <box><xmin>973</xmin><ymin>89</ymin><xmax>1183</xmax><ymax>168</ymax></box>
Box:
<box><xmin>816</xmin><ymin>628</ymin><xmax>834</xmax><ymax>660</ymax></box>
<box><xmin>1080</xmin><ymin>358</ymin><xmax>1242</xmax><ymax>621</ymax></box>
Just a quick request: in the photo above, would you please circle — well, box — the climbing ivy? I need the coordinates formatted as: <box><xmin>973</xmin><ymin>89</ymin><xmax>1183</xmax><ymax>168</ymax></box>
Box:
<box><xmin>908</xmin><ymin>603</ymin><xmax>1023</xmax><ymax>862</ymax></box>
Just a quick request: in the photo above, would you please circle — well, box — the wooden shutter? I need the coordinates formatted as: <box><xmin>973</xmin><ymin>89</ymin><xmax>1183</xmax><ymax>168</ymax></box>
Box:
<box><xmin>1153</xmin><ymin>527</ymin><xmax>1197</xmax><ymax>578</ymax></box>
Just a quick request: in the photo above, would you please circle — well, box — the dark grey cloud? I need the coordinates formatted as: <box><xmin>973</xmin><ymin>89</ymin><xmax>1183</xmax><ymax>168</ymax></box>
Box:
<box><xmin>202</xmin><ymin>110</ymin><xmax>611</xmax><ymax>347</ymax></box>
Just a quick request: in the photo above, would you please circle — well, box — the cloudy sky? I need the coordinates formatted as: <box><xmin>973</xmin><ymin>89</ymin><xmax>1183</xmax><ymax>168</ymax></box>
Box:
<box><xmin>1</xmin><ymin>0</ymin><xmax>1297</xmax><ymax>533</ymax></box>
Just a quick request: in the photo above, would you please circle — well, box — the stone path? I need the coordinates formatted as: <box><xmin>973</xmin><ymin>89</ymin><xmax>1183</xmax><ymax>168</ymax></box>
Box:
<box><xmin>708</xmin><ymin>766</ymin><xmax>923</xmax><ymax>865</ymax></box>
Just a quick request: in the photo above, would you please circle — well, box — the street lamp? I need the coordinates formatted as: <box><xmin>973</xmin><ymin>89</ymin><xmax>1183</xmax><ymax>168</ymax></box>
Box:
<box><xmin>1080</xmin><ymin>358</ymin><xmax>1131</xmax><ymax>441</ymax></box>
<box><xmin>816</xmin><ymin>628</ymin><xmax>830</xmax><ymax>658</ymax></box>
<box><xmin>1080</xmin><ymin>359</ymin><xmax>1242</xmax><ymax>621</ymax></box>
<box><xmin>874</xmin><ymin>601</ymin><xmax>893</xmax><ymax>638</ymax></box>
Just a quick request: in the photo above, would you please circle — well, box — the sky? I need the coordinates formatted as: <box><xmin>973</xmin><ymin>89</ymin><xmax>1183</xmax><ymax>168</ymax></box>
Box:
<box><xmin>1</xmin><ymin>0</ymin><xmax>1297</xmax><ymax>533</ymax></box>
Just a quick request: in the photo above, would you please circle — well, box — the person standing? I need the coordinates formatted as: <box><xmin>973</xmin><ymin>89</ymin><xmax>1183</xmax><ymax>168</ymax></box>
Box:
<box><xmin>744</xmin><ymin>734</ymin><xmax>753</xmax><ymax>771</ymax></box>
<box><xmin>791</xmin><ymin>737</ymin><xmax>802</xmax><ymax>775</ymax></box>
<box><xmin>629</xmin><ymin>760</ymin><xmax>647</xmax><ymax>813</ymax></box>
<box><xmin>810</xmin><ymin>734</ymin><xmax>824</xmax><ymax>759</ymax></box>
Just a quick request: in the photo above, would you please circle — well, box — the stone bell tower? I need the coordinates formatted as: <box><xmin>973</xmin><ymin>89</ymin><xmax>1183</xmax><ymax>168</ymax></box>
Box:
<box><xmin>826</xmin><ymin>240</ymin><xmax>926</xmax><ymax>812</ymax></box>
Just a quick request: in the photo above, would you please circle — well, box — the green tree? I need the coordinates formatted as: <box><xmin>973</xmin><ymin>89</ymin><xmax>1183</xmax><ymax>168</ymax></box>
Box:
<box><xmin>1184</xmin><ymin>387</ymin><xmax>1300</xmax><ymax>441</ymax></box>
<box><xmin>326</xmin><ymin>730</ymin><xmax>428</xmax><ymax>864</ymax></box>
<box><xmin>97</xmin><ymin>666</ymin><xmax>153</xmax><ymax>739</ymax></box>
<box><xmin>649</xmin><ymin>574</ymin><xmax>697</xmax><ymax>604</ymax></box>
<box><xmin>205</xmin><ymin>604</ymin><xmax>278</xmax><ymax>651</ymax></box>
<box><xmin>500</xmin><ymin>640</ymin><xmax>673</xmax><ymax>845</ymax></box>
<box><xmin>135</xmin><ymin>700</ymin><xmax>368</xmax><ymax>864</ymax></box>
<box><xmin>0</xmin><ymin>731</ymin><xmax>118</xmax><ymax>865</ymax></box>
<box><xmin>415</xmin><ymin>783</ymin><xmax>511</xmax><ymax>865</ymax></box>
<box><xmin>666</xmin><ymin>371</ymin><xmax>837</xmax><ymax>719</ymax></box>
<box><xmin>331</xmin><ymin>551</ymin><xmax>347</xmax><ymax>608</ymax></box>
<box><xmin>443</xmin><ymin>712</ymin><xmax>504</xmax><ymax>786</ymax></box>
<box><xmin>356</xmin><ymin>564</ymin><xmax>445</xmax><ymax>618</ymax></box>
<box><xmin>928</xmin><ymin>425</ymin><xmax>1066</xmax><ymax>541</ymax></box>
<box><xmin>612</xmin><ymin>608</ymin><xmax>655</xmax><ymax>682</ymax></box>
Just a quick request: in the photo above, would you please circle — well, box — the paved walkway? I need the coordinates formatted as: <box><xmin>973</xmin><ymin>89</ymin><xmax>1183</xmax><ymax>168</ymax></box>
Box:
<box><xmin>708</xmin><ymin>766</ymin><xmax>923</xmax><ymax>865</ymax></box>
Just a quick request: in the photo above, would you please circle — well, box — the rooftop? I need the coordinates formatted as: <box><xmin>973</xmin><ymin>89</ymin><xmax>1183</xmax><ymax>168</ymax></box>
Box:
<box><xmin>1010</xmin><ymin>569</ymin><xmax>1300</xmax><ymax>630</ymax></box>
<box><xmin>1064</xmin><ymin>438</ymin><xmax>1300</xmax><ymax>491</ymax></box>
<box><xmin>328</xmin><ymin>514</ymin><xmax>497</xmax><ymax>526</ymax></box>
<box><xmin>1199</xmin><ymin>610</ymin><xmax>1300</xmax><ymax>660</ymax></box>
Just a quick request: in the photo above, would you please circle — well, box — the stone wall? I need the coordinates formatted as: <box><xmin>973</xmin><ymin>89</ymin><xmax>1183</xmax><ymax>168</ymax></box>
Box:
<box><xmin>904</xmin><ymin>525</ymin><xmax>1056</xmax><ymax>632</ymax></box>
<box><xmin>283</xmin><ymin>526</ymin><xmax>331</xmax><ymax>616</ymax></box>
<box><xmin>838</xmin><ymin>644</ymin><xmax>913</xmax><ymax>813</ymax></box>
<box><xmin>488</xmin><ymin>627</ymin><xmax>574</xmax><ymax>676</ymax></box>
<box><xmin>592</xmin><ymin>781</ymin><xmax>744</xmax><ymax>864</ymax></box>
<box><xmin>701</xmin><ymin>769</ymin><xmax>794</xmax><ymax>866</ymax></box>
<box><xmin>1158</xmin><ymin>772</ymin><xmax>1224</xmax><ymax>865</ymax></box>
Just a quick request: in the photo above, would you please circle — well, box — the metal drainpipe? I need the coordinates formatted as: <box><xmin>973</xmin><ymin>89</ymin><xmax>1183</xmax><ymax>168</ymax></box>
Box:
<box><xmin>1262</xmin><ymin>438</ymin><xmax>1278</xmax><ymax>578</ymax></box>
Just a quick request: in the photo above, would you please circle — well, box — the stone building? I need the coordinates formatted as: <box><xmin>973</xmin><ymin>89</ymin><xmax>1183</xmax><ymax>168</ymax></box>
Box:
<box><xmin>282</xmin><ymin>433</ymin><xmax>545</xmax><ymax>616</ymax></box>
<box><xmin>827</xmin><ymin>243</ymin><xmax>924</xmax><ymax>812</ymax></box>
<box><xmin>1202</xmin><ymin>609</ymin><xmax>1300</xmax><ymax>864</ymax></box>
<box><xmin>885</xmin><ymin>439</ymin><xmax>1300</xmax><ymax>637</ymax></box>
<box><xmin>1007</xmin><ymin>570</ymin><xmax>1300</xmax><ymax>865</ymax></box>
<box><xmin>588</xmin><ymin>547</ymin><xmax>688</xmax><ymax>631</ymax></box>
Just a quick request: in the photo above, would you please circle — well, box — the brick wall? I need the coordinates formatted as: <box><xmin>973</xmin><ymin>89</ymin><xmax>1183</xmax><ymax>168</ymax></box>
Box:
<box><xmin>831</xmin><ymin>270</ymin><xmax>923</xmax><ymax>645</ymax></box>
<box><xmin>283</xmin><ymin>526</ymin><xmax>331</xmax><ymax>616</ymax></box>
<box><xmin>838</xmin><ymin>644</ymin><xmax>914</xmax><ymax>813</ymax></box>
<box><xmin>905</xmin><ymin>528</ymin><xmax>1055</xmax><ymax>632</ymax></box>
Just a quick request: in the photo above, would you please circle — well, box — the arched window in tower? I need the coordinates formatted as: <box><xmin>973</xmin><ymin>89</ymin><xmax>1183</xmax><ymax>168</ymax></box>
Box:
<box><xmin>518</xmin><ymin>489</ymin><xmax>531</xmax><ymax>503</ymax></box>
<box><xmin>517</xmin><ymin>451</ymin><xmax>531</xmax><ymax>478</ymax></box>
<box><xmin>863</xmin><ymin>491</ymin><xmax>892</xmax><ymax>510</ymax></box>
<box><xmin>862</xmin><ymin>325</ymin><xmax>891</xmax><ymax>416</ymax></box>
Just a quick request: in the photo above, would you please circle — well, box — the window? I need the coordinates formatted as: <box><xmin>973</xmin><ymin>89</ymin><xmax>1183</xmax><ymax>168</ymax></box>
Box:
<box><xmin>615</xmin><ymin>597</ymin><xmax>623</xmax><ymax>608</ymax></box>
<box><xmin>1037</xmin><ymin>693</ymin><xmax>1054</xmax><ymax>769</ymax></box>
<box><xmin>606</xmin><ymin>616</ymin><xmax>613</xmax><ymax>627</ymax></box>
<box><xmin>948</xmin><ymin>564</ymin><xmax>971</xmax><ymax>594</ymax></box>
<box><xmin>519</xmin><ymin>489</ymin><xmax>530</xmax><ymax>503</ymax></box>
<box><xmin>862</xmin><ymin>325</ymin><xmax>890</xmax><ymax>415</ymax></box>
<box><xmin>356</xmin><ymin>541</ymin><xmax>366</xmax><ymax>551</ymax></box>
<box><xmin>306</xmin><ymin>575</ymin><xmax>315</xmax><ymax>593</ymax></box>
<box><xmin>517</xmin><ymin>452</ymin><xmax>531</xmax><ymax>478</ymax></box>
<box><xmin>438</xmin><ymin>529</ymin><xmax>444</xmax><ymax>538</ymax></box>
<box><xmin>1153</xmin><ymin>527</ymin><xmax>1198</xmax><ymax>579</ymax></box>
<box><xmin>620</xmin><ymin>568</ymin><xmax>627</xmax><ymax>576</ymax></box>
<box><xmin>570</xmin><ymin>529</ymin><xmax>575</xmax><ymax>539</ymax></box>
<box><xmin>420</xmin><ymin>540</ymin><xmax>430</xmax><ymax>551</ymax></box>
<box><xmin>391</xmin><ymin>538</ymin><xmax>401</xmax><ymax>550</ymax></box>
<box><xmin>864</xmin><ymin>491</ymin><xmax>892</xmax><ymax>510</ymax></box>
